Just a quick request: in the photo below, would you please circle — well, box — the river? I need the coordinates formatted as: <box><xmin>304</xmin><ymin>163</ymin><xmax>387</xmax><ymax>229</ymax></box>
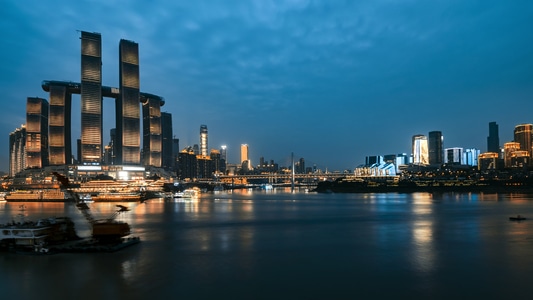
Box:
<box><xmin>1</xmin><ymin>189</ymin><xmax>533</xmax><ymax>299</ymax></box>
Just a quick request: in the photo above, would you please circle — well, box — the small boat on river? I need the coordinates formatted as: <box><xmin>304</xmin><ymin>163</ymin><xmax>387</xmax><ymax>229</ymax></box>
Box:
<box><xmin>509</xmin><ymin>215</ymin><xmax>526</xmax><ymax>221</ymax></box>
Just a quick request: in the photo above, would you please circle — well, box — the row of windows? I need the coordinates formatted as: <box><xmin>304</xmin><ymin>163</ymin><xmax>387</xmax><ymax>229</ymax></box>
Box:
<box><xmin>122</xmin><ymin>147</ymin><xmax>140</xmax><ymax>165</ymax></box>
<box><xmin>81</xmin><ymin>56</ymin><xmax>101</xmax><ymax>82</ymax></box>
<box><xmin>120</xmin><ymin>41</ymin><xmax>139</xmax><ymax>64</ymax></box>
<box><xmin>49</xmin><ymin>148</ymin><xmax>66</xmax><ymax>165</ymax></box>
<box><xmin>81</xmin><ymin>34</ymin><xmax>101</xmax><ymax>57</ymax></box>
<box><xmin>121</xmin><ymin>64</ymin><xmax>139</xmax><ymax>88</ymax></box>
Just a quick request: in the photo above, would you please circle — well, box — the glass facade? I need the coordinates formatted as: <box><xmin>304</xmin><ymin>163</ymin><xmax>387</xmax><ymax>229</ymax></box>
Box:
<box><xmin>200</xmin><ymin>125</ymin><xmax>208</xmax><ymax>157</ymax></box>
<box><xmin>80</xmin><ymin>31</ymin><xmax>102</xmax><ymax>164</ymax></box>
<box><xmin>48</xmin><ymin>85</ymin><xmax>72</xmax><ymax>165</ymax></box>
<box><xmin>444</xmin><ymin>147</ymin><xmax>463</xmax><ymax>165</ymax></box>
<box><xmin>412</xmin><ymin>135</ymin><xmax>428</xmax><ymax>165</ymax></box>
<box><xmin>428</xmin><ymin>131</ymin><xmax>443</xmax><ymax>165</ymax></box>
<box><xmin>161</xmin><ymin>112</ymin><xmax>174</xmax><ymax>170</ymax></box>
<box><xmin>487</xmin><ymin>122</ymin><xmax>500</xmax><ymax>153</ymax></box>
<box><xmin>142</xmin><ymin>98</ymin><xmax>162</xmax><ymax>167</ymax></box>
<box><xmin>118</xmin><ymin>39</ymin><xmax>140</xmax><ymax>165</ymax></box>
<box><xmin>513</xmin><ymin>124</ymin><xmax>533</xmax><ymax>165</ymax></box>
<box><xmin>26</xmin><ymin>97</ymin><xmax>49</xmax><ymax>169</ymax></box>
<box><xmin>9</xmin><ymin>126</ymin><xmax>26</xmax><ymax>176</ymax></box>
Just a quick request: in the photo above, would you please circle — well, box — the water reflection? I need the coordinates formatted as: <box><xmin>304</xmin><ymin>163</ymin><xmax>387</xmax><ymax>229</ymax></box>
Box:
<box><xmin>411</xmin><ymin>220</ymin><xmax>435</xmax><ymax>273</ymax></box>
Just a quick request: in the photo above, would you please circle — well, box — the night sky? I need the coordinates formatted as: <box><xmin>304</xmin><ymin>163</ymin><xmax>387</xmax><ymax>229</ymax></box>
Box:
<box><xmin>1</xmin><ymin>0</ymin><xmax>532</xmax><ymax>172</ymax></box>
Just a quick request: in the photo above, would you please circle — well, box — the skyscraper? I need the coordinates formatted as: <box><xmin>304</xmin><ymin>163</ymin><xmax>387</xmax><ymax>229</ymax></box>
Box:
<box><xmin>48</xmin><ymin>84</ymin><xmax>72</xmax><ymax>165</ymax></box>
<box><xmin>117</xmin><ymin>38</ymin><xmax>141</xmax><ymax>165</ymax></box>
<box><xmin>412</xmin><ymin>135</ymin><xmax>428</xmax><ymax>165</ymax></box>
<box><xmin>80</xmin><ymin>31</ymin><xmax>102</xmax><ymax>164</ymax></box>
<box><xmin>487</xmin><ymin>122</ymin><xmax>500</xmax><ymax>153</ymax></box>
<box><xmin>220</xmin><ymin>145</ymin><xmax>227</xmax><ymax>162</ymax></box>
<box><xmin>9</xmin><ymin>125</ymin><xmax>26</xmax><ymax>176</ymax></box>
<box><xmin>428</xmin><ymin>131</ymin><xmax>443</xmax><ymax>166</ymax></box>
<box><xmin>513</xmin><ymin>124</ymin><xmax>533</xmax><ymax>164</ymax></box>
<box><xmin>142</xmin><ymin>98</ymin><xmax>162</xmax><ymax>167</ymax></box>
<box><xmin>161</xmin><ymin>112</ymin><xmax>174</xmax><ymax>170</ymax></box>
<box><xmin>200</xmin><ymin>125</ymin><xmax>208</xmax><ymax>157</ymax></box>
<box><xmin>504</xmin><ymin>142</ymin><xmax>521</xmax><ymax>168</ymax></box>
<box><xmin>241</xmin><ymin>144</ymin><xmax>251</xmax><ymax>170</ymax></box>
<box><xmin>241</xmin><ymin>144</ymin><xmax>249</xmax><ymax>164</ymax></box>
<box><xmin>444</xmin><ymin>147</ymin><xmax>463</xmax><ymax>165</ymax></box>
<box><xmin>26</xmin><ymin>97</ymin><xmax>49</xmax><ymax>169</ymax></box>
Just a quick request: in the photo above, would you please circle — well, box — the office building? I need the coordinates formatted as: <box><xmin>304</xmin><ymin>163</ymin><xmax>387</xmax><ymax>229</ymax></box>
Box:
<box><xmin>161</xmin><ymin>112</ymin><xmax>174</xmax><ymax>170</ymax></box>
<box><xmin>412</xmin><ymin>135</ymin><xmax>428</xmax><ymax>165</ymax></box>
<box><xmin>177</xmin><ymin>149</ymin><xmax>197</xmax><ymax>180</ymax></box>
<box><xmin>172</xmin><ymin>138</ymin><xmax>180</xmax><ymax>171</ymax></box>
<box><xmin>117</xmin><ymin>38</ymin><xmax>141</xmax><ymax>165</ymax></box>
<box><xmin>241</xmin><ymin>144</ymin><xmax>249</xmax><ymax>163</ymax></box>
<box><xmin>513</xmin><ymin>124</ymin><xmax>533</xmax><ymax>165</ymax></box>
<box><xmin>241</xmin><ymin>144</ymin><xmax>252</xmax><ymax>170</ymax></box>
<box><xmin>428</xmin><ymin>131</ymin><xmax>443</xmax><ymax>166</ymax></box>
<box><xmin>478</xmin><ymin>152</ymin><xmax>499</xmax><ymax>170</ymax></box>
<box><xmin>142</xmin><ymin>98</ymin><xmax>162</xmax><ymax>167</ymax></box>
<box><xmin>462</xmin><ymin>148</ymin><xmax>480</xmax><ymax>166</ymax></box>
<box><xmin>48</xmin><ymin>84</ymin><xmax>72</xmax><ymax>165</ymax></box>
<box><xmin>365</xmin><ymin>156</ymin><xmax>383</xmax><ymax>166</ymax></box>
<box><xmin>200</xmin><ymin>125</ymin><xmax>208</xmax><ymax>157</ymax></box>
<box><xmin>444</xmin><ymin>147</ymin><xmax>463</xmax><ymax>165</ymax></box>
<box><xmin>80</xmin><ymin>31</ymin><xmax>103</xmax><ymax>164</ymax></box>
<box><xmin>9</xmin><ymin>125</ymin><xmax>26</xmax><ymax>176</ymax></box>
<box><xmin>26</xmin><ymin>97</ymin><xmax>49</xmax><ymax>169</ymax></box>
<box><xmin>504</xmin><ymin>142</ymin><xmax>522</xmax><ymax>168</ymax></box>
<box><xmin>210</xmin><ymin>149</ymin><xmax>221</xmax><ymax>174</ymax></box>
<box><xmin>487</xmin><ymin>122</ymin><xmax>500</xmax><ymax>153</ymax></box>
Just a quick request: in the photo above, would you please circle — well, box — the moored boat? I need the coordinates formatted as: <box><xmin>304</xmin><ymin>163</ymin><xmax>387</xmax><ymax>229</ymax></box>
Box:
<box><xmin>0</xmin><ymin>217</ymin><xmax>79</xmax><ymax>252</ymax></box>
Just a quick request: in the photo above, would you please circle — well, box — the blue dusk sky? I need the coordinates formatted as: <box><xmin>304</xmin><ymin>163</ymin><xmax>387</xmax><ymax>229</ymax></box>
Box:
<box><xmin>1</xmin><ymin>0</ymin><xmax>532</xmax><ymax>172</ymax></box>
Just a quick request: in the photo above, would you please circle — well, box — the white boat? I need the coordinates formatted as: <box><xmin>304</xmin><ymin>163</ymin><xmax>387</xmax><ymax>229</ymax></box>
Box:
<box><xmin>183</xmin><ymin>188</ymin><xmax>200</xmax><ymax>198</ymax></box>
<box><xmin>174</xmin><ymin>188</ymin><xmax>200</xmax><ymax>198</ymax></box>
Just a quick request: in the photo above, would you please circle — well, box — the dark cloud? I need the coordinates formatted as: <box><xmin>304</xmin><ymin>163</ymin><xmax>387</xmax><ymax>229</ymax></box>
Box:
<box><xmin>1</xmin><ymin>0</ymin><xmax>532</xmax><ymax>171</ymax></box>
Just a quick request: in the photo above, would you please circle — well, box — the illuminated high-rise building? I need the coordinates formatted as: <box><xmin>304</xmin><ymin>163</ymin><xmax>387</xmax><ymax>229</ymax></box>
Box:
<box><xmin>241</xmin><ymin>144</ymin><xmax>249</xmax><ymax>164</ymax></box>
<box><xmin>412</xmin><ymin>135</ymin><xmax>428</xmax><ymax>165</ymax></box>
<box><xmin>241</xmin><ymin>144</ymin><xmax>251</xmax><ymax>170</ymax></box>
<box><xmin>487</xmin><ymin>122</ymin><xmax>500</xmax><ymax>153</ymax></box>
<box><xmin>428</xmin><ymin>131</ymin><xmax>443</xmax><ymax>166</ymax></box>
<box><xmin>462</xmin><ymin>148</ymin><xmax>480</xmax><ymax>166</ymax></box>
<box><xmin>142</xmin><ymin>97</ymin><xmax>162</xmax><ymax>167</ymax></box>
<box><xmin>26</xmin><ymin>97</ymin><xmax>49</xmax><ymax>169</ymax></box>
<box><xmin>220</xmin><ymin>145</ymin><xmax>227</xmax><ymax>173</ymax></box>
<box><xmin>504</xmin><ymin>142</ymin><xmax>522</xmax><ymax>168</ymax></box>
<box><xmin>220</xmin><ymin>145</ymin><xmax>227</xmax><ymax>162</ymax></box>
<box><xmin>478</xmin><ymin>152</ymin><xmax>499</xmax><ymax>170</ymax></box>
<box><xmin>117</xmin><ymin>38</ymin><xmax>141</xmax><ymax>165</ymax></box>
<box><xmin>513</xmin><ymin>124</ymin><xmax>533</xmax><ymax>164</ymax></box>
<box><xmin>200</xmin><ymin>125</ymin><xmax>208</xmax><ymax>157</ymax></box>
<box><xmin>444</xmin><ymin>147</ymin><xmax>463</xmax><ymax>165</ymax></box>
<box><xmin>9</xmin><ymin>125</ymin><xmax>26</xmax><ymax>176</ymax></box>
<box><xmin>80</xmin><ymin>31</ymin><xmax>103</xmax><ymax>164</ymax></box>
<box><xmin>48</xmin><ymin>84</ymin><xmax>72</xmax><ymax>165</ymax></box>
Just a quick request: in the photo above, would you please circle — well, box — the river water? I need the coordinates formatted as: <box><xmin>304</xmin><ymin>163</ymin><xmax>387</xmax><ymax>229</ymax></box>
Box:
<box><xmin>1</xmin><ymin>189</ymin><xmax>533</xmax><ymax>299</ymax></box>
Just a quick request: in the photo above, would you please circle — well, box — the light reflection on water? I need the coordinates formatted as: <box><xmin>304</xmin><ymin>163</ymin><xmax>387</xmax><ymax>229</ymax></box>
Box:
<box><xmin>2</xmin><ymin>191</ymin><xmax>533</xmax><ymax>298</ymax></box>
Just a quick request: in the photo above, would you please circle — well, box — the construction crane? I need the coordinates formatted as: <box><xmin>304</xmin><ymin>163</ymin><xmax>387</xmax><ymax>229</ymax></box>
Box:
<box><xmin>53</xmin><ymin>172</ymin><xmax>131</xmax><ymax>241</ymax></box>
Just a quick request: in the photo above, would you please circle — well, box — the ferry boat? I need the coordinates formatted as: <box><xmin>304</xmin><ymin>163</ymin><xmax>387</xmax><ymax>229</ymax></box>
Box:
<box><xmin>174</xmin><ymin>188</ymin><xmax>200</xmax><ymax>198</ymax></box>
<box><xmin>5</xmin><ymin>190</ymin><xmax>68</xmax><ymax>202</ymax></box>
<box><xmin>90</xmin><ymin>192</ymin><xmax>142</xmax><ymax>202</ymax></box>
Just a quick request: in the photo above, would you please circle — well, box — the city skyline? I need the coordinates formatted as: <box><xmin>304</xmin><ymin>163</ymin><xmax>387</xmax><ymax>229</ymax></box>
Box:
<box><xmin>2</xmin><ymin>1</ymin><xmax>533</xmax><ymax>172</ymax></box>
